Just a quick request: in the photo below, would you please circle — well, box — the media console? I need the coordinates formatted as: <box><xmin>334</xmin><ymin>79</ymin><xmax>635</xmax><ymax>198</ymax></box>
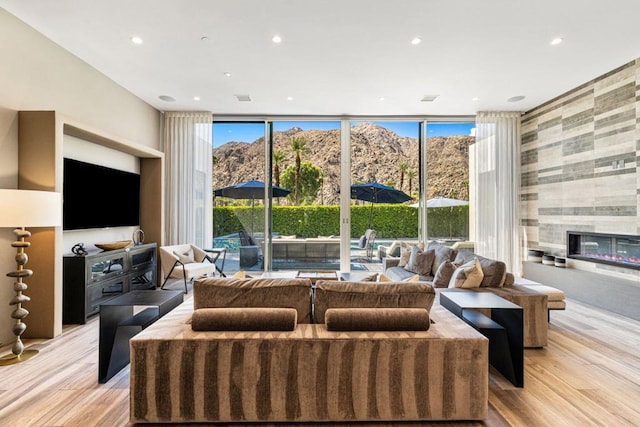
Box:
<box><xmin>63</xmin><ymin>243</ymin><xmax>157</xmax><ymax>324</ymax></box>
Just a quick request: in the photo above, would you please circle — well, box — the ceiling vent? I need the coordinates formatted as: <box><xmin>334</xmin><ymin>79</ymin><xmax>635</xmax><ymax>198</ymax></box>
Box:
<box><xmin>234</xmin><ymin>94</ymin><xmax>252</xmax><ymax>102</ymax></box>
<box><xmin>421</xmin><ymin>94</ymin><xmax>439</xmax><ymax>102</ymax></box>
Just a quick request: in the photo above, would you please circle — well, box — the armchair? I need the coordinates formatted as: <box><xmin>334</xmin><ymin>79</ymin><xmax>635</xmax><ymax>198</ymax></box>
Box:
<box><xmin>159</xmin><ymin>244</ymin><xmax>218</xmax><ymax>293</ymax></box>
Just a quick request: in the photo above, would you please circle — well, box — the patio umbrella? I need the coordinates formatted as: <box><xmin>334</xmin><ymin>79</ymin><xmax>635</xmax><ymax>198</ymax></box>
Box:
<box><xmin>214</xmin><ymin>180</ymin><xmax>291</xmax><ymax>235</ymax></box>
<box><xmin>426</xmin><ymin>196</ymin><xmax>468</xmax><ymax>208</ymax></box>
<box><xmin>350</xmin><ymin>182</ymin><xmax>412</xmax><ymax>228</ymax></box>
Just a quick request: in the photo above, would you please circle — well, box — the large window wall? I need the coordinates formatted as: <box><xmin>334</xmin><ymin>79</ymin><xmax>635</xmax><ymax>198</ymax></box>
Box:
<box><xmin>213</xmin><ymin>117</ymin><xmax>473</xmax><ymax>275</ymax></box>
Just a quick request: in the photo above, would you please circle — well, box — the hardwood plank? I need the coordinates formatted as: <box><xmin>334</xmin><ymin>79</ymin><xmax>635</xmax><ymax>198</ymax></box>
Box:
<box><xmin>0</xmin><ymin>296</ymin><xmax>638</xmax><ymax>426</ymax></box>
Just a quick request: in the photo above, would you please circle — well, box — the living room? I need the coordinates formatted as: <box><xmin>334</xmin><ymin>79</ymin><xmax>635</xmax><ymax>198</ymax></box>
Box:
<box><xmin>1</xmin><ymin>1</ymin><xmax>640</xmax><ymax>425</ymax></box>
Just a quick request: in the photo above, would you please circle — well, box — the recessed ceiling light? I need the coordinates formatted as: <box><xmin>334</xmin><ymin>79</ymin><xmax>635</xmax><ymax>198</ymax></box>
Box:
<box><xmin>234</xmin><ymin>94</ymin><xmax>252</xmax><ymax>102</ymax></box>
<box><xmin>507</xmin><ymin>95</ymin><xmax>526</xmax><ymax>102</ymax></box>
<box><xmin>223</xmin><ymin>72</ymin><xmax>232</xmax><ymax>77</ymax></box>
<box><xmin>287</xmin><ymin>96</ymin><xmax>293</xmax><ymax>101</ymax></box>
<box><xmin>550</xmin><ymin>37</ymin><xmax>563</xmax><ymax>46</ymax></box>
<box><xmin>193</xmin><ymin>96</ymin><xmax>201</xmax><ymax>101</ymax></box>
<box><xmin>421</xmin><ymin>94</ymin><xmax>439</xmax><ymax>102</ymax></box>
<box><xmin>130</xmin><ymin>35</ymin><xmax>143</xmax><ymax>45</ymax></box>
<box><xmin>158</xmin><ymin>95</ymin><xmax>175</xmax><ymax>102</ymax></box>
<box><xmin>200</xmin><ymin>36</ymin><xmax>209</xmax><ymax>42</ymax></box>
<box><xmin>472</xmin><ymin>97</ymin><xmax>479</xmax><ymax>102</ymax></box>
<box><xmin>272</xmin><ymin>35</ymin><xmax>282</xmax><ymax>44</ymax></box>
<box><xmin>411</xmin><ymin>37</ymin><xmax>421</xmax><ymax>45</ymax></box>
<box><xmin>379</xmin><ymin>97</ymin><xmax>385</xmax><ymax>101</ymax></box>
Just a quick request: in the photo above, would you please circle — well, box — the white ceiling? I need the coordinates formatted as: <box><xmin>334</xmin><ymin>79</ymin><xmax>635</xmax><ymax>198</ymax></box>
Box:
<box><xmin>3</xmin><ymin>0</ymin><xmax>640</xmax><ymax>117</ymax></box>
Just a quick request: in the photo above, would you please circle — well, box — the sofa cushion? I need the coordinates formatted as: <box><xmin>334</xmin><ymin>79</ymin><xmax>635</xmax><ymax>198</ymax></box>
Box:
<box><xmin>384</xmin><ymin>266</ymin><xmax>432</xmax><ymax>282</ymax></box>
<box><xmin>449</xmin><ymin>257</ymin><xmax>484</xmax><ymax>289</ymax></box>
<box><xmin>324</xmin><ymin>308</ymin><xmax>430</xmax><ymax>331</ymax></box>
<box><xmin>432</xmin><ymin>260</ymin><xmax>459</xmax><ymax>288</ymax></box>
<box><xmin>404</xmin><ymin>246</ymin><xmax>435</xmax><ymax>276</ymax></box>
<box><xmin>191</xmin><ymin>307</ymin><xmax>297</xmax><ymax>331</ymax></box>
<box><xmin>193</xmin><ymin>277</ymin><xmax>313</xmax><ymax>323</ymax></box>
<box><xmin>313</xmin><ymin>280</ymin><xmax>436</xmax><ymax>324</ymax></box>
<box><xmin>454</xmin><ymin>252</ymin><xmax>507</xmax><ymax>287</ymax></box>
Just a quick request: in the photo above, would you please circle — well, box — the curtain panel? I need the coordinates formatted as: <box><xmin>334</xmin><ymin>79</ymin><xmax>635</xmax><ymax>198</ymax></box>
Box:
<box><xmin>164</xmin><ymin>111</ymin><xmax>213</xmax><ymax>247</ymax></box>
<box><xmin>473</xmin><ymin>112</ymin><xmax>522</xmax><ymax>275</ymax></box>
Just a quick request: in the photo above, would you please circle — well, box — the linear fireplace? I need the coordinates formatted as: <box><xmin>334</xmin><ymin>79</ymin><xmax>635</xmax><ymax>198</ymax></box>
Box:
<box><xmin>567</xmin><ymin>231</ymin><xmax>640</xmax><ymax>270</ymax></box>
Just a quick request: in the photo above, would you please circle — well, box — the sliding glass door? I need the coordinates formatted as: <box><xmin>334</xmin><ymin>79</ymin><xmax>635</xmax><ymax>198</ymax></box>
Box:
<box><xmin>212</xmin><ymin>117</ymin><xmax>474</xmax><ymax>275</ymax></box>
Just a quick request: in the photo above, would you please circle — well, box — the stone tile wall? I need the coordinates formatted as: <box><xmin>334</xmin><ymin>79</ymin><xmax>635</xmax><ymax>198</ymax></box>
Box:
<box><xmin>521</xmin><ymin>58</ymin><xmax>640</xmax><ymax>277</ymax></box>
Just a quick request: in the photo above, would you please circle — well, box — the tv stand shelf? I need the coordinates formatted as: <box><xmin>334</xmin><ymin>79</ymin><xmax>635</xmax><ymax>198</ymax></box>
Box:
<box><xmin>63</xmin><ymin>243</ymin><xmax>157</xmax><ymax>324</ymax></box>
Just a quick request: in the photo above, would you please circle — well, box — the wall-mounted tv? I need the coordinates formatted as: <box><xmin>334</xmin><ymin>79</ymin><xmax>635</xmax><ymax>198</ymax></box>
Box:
<box><xmin>63</xmin><ymin>157</ymin><xmax>140</xmax><ymax>230</ymax></box>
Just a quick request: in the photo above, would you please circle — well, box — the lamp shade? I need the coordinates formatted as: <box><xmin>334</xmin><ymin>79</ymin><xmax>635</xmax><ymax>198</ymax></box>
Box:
<box><xmin>0</xmin><ymin>189</ymin><xmax>62</xmax><ymax>227</ymax></box>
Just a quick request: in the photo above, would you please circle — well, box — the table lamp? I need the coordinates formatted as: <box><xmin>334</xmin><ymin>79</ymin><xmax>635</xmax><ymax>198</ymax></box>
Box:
<box><xmin>0</xmin><ymin>189</ymin><xmax>61</xmax><ymax>365</ymax></box>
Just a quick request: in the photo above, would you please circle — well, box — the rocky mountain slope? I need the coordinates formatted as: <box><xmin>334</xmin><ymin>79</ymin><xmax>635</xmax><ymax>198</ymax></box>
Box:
<box><xmin>213</xmin><ymin>122</ymin><xmax>472</xmax><ymax>205</ymax></box>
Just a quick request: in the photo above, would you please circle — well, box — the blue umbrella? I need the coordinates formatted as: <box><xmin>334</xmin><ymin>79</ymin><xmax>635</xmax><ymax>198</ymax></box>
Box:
<box><xmin>214</xmin><ymin>180</ymin><xmax>291</xmax><ymax>234</ymax></box>
<box><xmin>214</xmin><ymin>180</ymin><xmax>291</xmax><ymax>199</ymax></box>
<box><xmin>351</xmin><ymin>182</ymin><xmax>412</xmax><ymax>228</ymax></box>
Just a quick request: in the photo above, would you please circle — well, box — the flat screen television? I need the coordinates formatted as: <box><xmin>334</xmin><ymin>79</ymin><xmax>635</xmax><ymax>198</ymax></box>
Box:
<box><xmin>63</xmin><ymin>157</ymin><xmax>140</xmax><ymax>230</ymax></box>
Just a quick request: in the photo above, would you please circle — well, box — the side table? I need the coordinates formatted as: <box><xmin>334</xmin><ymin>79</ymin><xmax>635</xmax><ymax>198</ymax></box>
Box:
<box><xmin>440</xmin><ymin>291</ymin><xmax>524</xmax><ymax>387</ymax></box>
<box><xmin>98</xmin><ymin>289</ymin><xmax>183</xmax><ymax>383</ymax></box>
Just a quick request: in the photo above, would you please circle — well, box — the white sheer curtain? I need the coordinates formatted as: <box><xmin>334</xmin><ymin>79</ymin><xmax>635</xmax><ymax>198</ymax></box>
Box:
<box><xmin>473</xmin><ymin>112</ymin><xmax>522</xmax><ymax>275</ymax></box>
<box><xmin>164</xmin><ymin>111</ymin><xmax>213</xmax><ymax>248</ymax></box>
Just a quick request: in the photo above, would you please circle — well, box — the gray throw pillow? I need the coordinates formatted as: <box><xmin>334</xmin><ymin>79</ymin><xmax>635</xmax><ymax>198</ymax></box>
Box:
<box><xmin>432</xmin><ymin>260</ymin><xmax>458</xmax><ymax>288</ymax></box>
<box><xmin>431</xmin><ymin>245</ymin><xmax>456</xmax><ymax>276</ymax></box>
<box><xmin>404</xmin><ymin>246</ymin><xmax>435</xmax><ymax>276</ymax></box>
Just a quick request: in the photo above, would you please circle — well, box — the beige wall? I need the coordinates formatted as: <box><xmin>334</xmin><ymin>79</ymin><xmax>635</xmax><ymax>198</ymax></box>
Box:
<box><xmin>0</xmin><ymin>9</ymin><xmax>162</xmax><ymax>345</ymax></box>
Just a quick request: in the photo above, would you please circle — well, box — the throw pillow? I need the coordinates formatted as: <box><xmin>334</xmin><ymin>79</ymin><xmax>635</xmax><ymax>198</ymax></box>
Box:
<box><xmin>386</xmin><ymin>240</ymin><xmax>405</xmax><ymax>257</ymax></box>
<box><xmin>231</xmin><ymin>270</ymin><xmax>246</xmax><ymax>278</ymax></box>
<box><xmin>398</xmin><ymin>242</ymin><xmax>426</xmax><ymax>267</ymax></box>
<box><xmin>174</xmin><ymin>250</ymin><xmax>195</xmax><ymax>264</ymax></box>
<box><xmin>403</xmin><ymin>274</ymin><xmax>421</xmax><ymax>282</ymax></box>
<box><xmin>360</xmin><ymin>273</ymin><xmax>378</xmax><ymax>282</ymax></box>
<box><xmin>431</xmin><ymin>245</ymin><xmax>457</xmax><ymax>276</ymax></box>
<box><xmin>404</xmin><ymin>246</ymin><xmax>435</xmax><ymax>276</ymax></box>
<box><xmin>432</xmin><ymin>260</ymin><xmax>459</xmax><ymax>288</ymax></box>
<box><xmin>377</xmin><ymin>273</ymin><xmax>393</xmax><ymax>282</ymax></box>
<box><xmin>448</xmin><ymin>257</ymin><xmax>484</xmax><ymax>289</ymax></box>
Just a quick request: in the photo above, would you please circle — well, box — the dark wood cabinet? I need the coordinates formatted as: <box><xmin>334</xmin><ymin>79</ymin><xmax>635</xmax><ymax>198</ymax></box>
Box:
<box><xmin>63</xmin><ymin>243</ymin><xmax>157</xmax><ymax>324</ymax></box>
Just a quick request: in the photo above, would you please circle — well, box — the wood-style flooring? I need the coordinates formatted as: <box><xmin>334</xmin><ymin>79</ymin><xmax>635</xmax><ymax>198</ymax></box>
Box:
<box><xmin>0</xmin><ymin>294</ymin><xmax>638</xmax><ymax>426</ymax></box>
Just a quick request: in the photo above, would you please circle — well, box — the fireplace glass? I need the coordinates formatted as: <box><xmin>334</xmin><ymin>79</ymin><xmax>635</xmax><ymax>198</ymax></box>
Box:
<box><xmin>567</xmin><ymin>231</ymin><xmax>640</xmax><ymax>270</ymax></box>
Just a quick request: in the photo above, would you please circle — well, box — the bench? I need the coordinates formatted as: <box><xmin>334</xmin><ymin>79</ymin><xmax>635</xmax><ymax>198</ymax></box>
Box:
<box><xmin>514</xmin><ymin>277</ymin><xmax>566</xmax><ymax>320</ymax></box>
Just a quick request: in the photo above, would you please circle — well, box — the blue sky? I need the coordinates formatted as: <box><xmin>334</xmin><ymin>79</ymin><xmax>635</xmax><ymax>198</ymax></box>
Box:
<box><xmin>213</xmin><ymin>121</ymin><xmax>475</xmax><ymax>147</ymax></box>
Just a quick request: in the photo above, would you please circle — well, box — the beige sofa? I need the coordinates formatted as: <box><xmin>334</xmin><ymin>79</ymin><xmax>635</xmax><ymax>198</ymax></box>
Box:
<box><xmin>130</xmin><ymin>277</ymin><xmax>489</xmax><ymax>423</ymax></box>
<box><xmin>383</xmin><ymin>243</ymin><xmax>561</xmax><ymax>347</ymax></box>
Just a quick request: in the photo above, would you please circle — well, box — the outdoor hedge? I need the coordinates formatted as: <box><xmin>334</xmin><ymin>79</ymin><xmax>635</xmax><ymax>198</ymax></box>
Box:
<box><xmin>213</xmin><ymin>205</ymin><xmax>468</xmax><ymax>240</ymax></box>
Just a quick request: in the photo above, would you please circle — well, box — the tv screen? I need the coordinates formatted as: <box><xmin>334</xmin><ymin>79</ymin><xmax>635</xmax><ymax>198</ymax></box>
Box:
<box><xmin>63</xmin><ymin>158</ymin><xmax>140</xmax><ymax>230</ymax></box>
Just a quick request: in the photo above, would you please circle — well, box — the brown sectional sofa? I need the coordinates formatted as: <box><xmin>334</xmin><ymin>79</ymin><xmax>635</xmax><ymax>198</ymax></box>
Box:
<box><xmin>130</xmin><ymin>277</ymin><xmax>489</xmax><ymax>423</ymax></box>
<box><xmin>383</xmin><ymin>243</ymin><xmax>552</xmax><ymax>347</ymax></box>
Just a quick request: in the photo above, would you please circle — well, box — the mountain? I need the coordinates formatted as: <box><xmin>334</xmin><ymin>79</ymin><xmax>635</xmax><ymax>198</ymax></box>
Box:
<box><xmin>213</xmin><ymin>123</ymin><xmax>472</xmax><ymax>205</ymax></box>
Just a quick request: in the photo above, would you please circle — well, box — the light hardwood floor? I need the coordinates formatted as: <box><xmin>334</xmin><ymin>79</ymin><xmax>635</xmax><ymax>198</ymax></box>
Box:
<box><xmin>0</xmin><ymin>294</ymin><xmax>639</xmax><ymax>426</ymax></box>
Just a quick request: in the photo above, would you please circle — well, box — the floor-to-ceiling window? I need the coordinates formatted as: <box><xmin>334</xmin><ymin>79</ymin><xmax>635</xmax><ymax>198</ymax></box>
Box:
<box><xmin>424</xmin><ymin>121</ymin><xmax>475</xmax><ymax>242</ymax></box>
<box><xmin>350</xmin><ymin>121</ymin><xmax>420</xmax><ymax>269</ymax></box>
<box><xmin>269</xmin><ymin>121</ymin><xmax>341</xmax><ymax>271</ymax></box>
<box><xmin>212</xmin><ymin>122</ymin><xmax>266</xmax><ymax>271</ymax></box>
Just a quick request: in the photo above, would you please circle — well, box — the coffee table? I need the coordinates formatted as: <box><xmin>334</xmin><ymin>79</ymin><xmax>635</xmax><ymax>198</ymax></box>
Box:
<box><xmin>440</xmin><ymin>291</ymin><xmax>524</xmax><ymax>387</ymax></box>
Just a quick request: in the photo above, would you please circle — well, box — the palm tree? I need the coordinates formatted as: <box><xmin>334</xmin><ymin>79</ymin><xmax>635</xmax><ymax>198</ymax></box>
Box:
<box><xmin>398</xmin><ymin>161</ymin><xmax>409</xmax><ymax>190</ymax></box>
<box><xmin>406</xmin><ymin>169</ymin><xmax>417</xmax><ymax>195</ymax></box>
<box><xmin>290</xmin><ymin>136</ymin><xmax>308</xmax><ymax>202</ymax></box>
<box><xmin>272</xmin><ymin>149</ymin><xmax>287</xmax><ymax>188</ymax></box>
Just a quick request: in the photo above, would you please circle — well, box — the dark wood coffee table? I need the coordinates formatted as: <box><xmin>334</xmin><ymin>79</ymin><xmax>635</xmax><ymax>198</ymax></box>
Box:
<box><xmin>440</xmin><ymin>291</ymin><xmax>524</xmax><ymax>387</ymax></box>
